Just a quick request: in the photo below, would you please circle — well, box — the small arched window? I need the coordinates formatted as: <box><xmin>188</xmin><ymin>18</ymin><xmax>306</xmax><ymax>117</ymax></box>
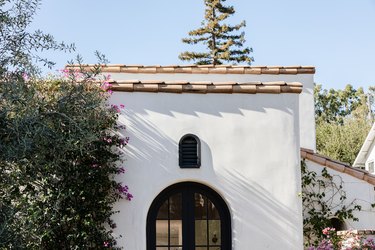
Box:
<box><xmin>179</xmin><ymin>134</ymin><xmax>201</xmax><ymax>168</ymax></box>
<box><xmin>329</xmin><ymin>218</ymin><xmax>347</xmax><ymax>231</ymax></box>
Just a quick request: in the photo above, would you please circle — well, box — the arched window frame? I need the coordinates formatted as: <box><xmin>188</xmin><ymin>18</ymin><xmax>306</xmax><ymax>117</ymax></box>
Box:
<box><xmin>146</xmin><ymin>182</ymin><xmax>232</xmax><ymax>250</ymax></box>
<box><xmin>179</xmin><ymin>134</ymin><xmax>201</xmax><ymax>168</ymax></box>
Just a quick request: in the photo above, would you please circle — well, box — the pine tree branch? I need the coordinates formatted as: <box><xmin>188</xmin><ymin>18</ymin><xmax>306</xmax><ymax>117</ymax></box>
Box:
<box><xmin>179</xmin><ymin>51</ymin><xmax>211</xmax><ymax>61</ymax></box>
<box><xmin>179</xmin><ymin>0</ymin><xmax>253</xmax><ymax>65</ymax></box>
<box><xmin>216</xmin><ymin>13</ymin><xmax>230</xmax><ymax>21</ymax></box>
<box><xmin>187</xmin><ymin>27</ymin><xmax>211</xmax><ymax>37</ymax></box>
<box><xmin>182</xmin><ymin>37</ymin><xmax>210</xmax><ymax>45</ymax></box>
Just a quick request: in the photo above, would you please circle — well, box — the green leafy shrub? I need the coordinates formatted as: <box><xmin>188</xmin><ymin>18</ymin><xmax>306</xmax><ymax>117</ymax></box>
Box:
<box><xmin>0</xmin><ymin>69</ymin><xmax>130</xmax><ymax>249</ymax></box>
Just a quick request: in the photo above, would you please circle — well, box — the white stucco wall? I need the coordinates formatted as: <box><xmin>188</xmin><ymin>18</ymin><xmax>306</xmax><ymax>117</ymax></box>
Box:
<box><xmin>110</xmin><ymin>72</ymin><xmax>316</xmax><ymax>151</ymax></box>
<box><xmin>354</xmin><ymin>123</ymin><xmax>375</xmax><ymax>173</ymax></box>
<box><xmin>365</xmin><ymin>141</ymin><xmax>375</xmax><ymax>174</ymax></box>
<box><xmin>109</xmin><ymin>91</ymin><xmax>303</xmax><ymax>249</ymax></box>
<box><xmin>305</xmin><ymin>160</ymin><xmax>375</xmax><ymax>229</ymax></box>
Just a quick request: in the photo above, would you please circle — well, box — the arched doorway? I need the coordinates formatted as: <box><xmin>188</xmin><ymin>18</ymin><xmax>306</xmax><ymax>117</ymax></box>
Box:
<box><xmin>147</xmin><ymin>182</ymin><xmax>231</xmax><ymax>250</ymax></box>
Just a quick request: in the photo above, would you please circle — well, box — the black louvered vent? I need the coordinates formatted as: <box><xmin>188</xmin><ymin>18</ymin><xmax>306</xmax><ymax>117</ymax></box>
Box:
<box><xmin>179</xmin><ymin>135</ymin><xmax>201</xmax><ymax>168</ymax></box>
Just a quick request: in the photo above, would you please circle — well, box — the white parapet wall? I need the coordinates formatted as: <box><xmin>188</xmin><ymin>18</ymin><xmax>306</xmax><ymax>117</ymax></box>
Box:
<box><xmin>109</xmin><ymin>70</ymin><xmax>316</xmax><ymax>151</ymax></box>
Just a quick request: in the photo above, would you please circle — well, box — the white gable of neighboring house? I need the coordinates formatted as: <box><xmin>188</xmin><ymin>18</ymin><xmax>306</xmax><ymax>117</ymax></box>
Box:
<box><xmin>302</xmin><ymin>148</ymin><xmax>375</xmax><ymax>230</ymax></box>
<box><xmin>354</xmin><ymin>123</ymin><xmax>375</xmax><ymax>174</ymax></box>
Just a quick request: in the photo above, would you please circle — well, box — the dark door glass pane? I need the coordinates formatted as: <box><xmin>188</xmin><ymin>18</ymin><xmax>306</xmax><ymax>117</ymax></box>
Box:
<box><xmin>156</xmin><ymin>220</ymin><xmax>168</xmax><ymax>245</ymax></box>
<box><xmin>170</xmin><ymin>193</ymin><xmax>182</xmax><ymax>219</ymax></box>
<box><xmin>157</xmin><ymin>199</ymin><xmax>168</xmax><ymax>219</ymax></box>
<box><xmin>208</xmin><ymin>220</ymin><xmax>221</xmax><ymax>245</ymax></box>
<box><xmin>195</xmin><ymin>219</ymin><xmax>207</xmax><ymax>245</ymax></box>
<box><xmin>194</xmin><ymin>193</ymin><xmax>207</xmax><ymax>219</ymax></box>
<box><xmin>170</xmin><ymin>220</ymin><xmax>183</xmax><ymax>245</ymax></box>
<box><xmin>208</xmin><ymin>200</ymin><xmax>220</xmax><ymax>220</ymax></box>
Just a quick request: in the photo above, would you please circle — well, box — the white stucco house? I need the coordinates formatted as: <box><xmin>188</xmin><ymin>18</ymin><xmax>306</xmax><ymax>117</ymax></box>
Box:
<box><xmin>353</xmin><ymin>122</ymin><xmax>375</xmax><ymax>174</ymax></box>
<box><xmin>93</xmin><ymin>64</ymin><xmax>315</xmax><ymax>250</ymax></box>
<box><xmin>70</xmin><ymin>64</ymin><xmax>375</xmax><ymax>249</ymax></box>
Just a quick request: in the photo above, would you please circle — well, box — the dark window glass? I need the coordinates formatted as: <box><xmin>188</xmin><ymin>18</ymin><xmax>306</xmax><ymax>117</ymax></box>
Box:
<box><xmin>157</xmin><ymin>200</ymin><xmax>168</xmax><ymax>219</ymax></box>
<box><xmin>170</xmin><ymin>193</ymin><xmax>182</xmax><ymax>220</ymax></box>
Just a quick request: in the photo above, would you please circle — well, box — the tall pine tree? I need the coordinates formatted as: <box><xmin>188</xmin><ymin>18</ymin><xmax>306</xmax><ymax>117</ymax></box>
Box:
<box><xmin>179</xmin><ymin>0</ymin><xmax>253</xmax><ymax>65</ymax></box>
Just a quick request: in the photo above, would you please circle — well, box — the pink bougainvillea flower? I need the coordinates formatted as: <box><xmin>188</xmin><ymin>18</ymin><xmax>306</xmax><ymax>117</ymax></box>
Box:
<box><xmin>117</xmin><ymin>185</ymin><xmax>129</xmax><ymax>194</ymax></box>
<box><xmin>22</xmin><ymin>72</ymin><xmax>29</xmax><ymax>81</ymax></box>
<box><xmin>117</xmin><ymin>184</ymin><xmax>133</xmax><ymax>200</ymax></box>
<box><xmin>104</xmin><ymin>74</ymin><xmax>111</xmax><ymax>81</ymax></box>
<box><xmin>111</xmin><ymin>104</ymin><xmax>121</xmax><ymax>113</ymax></box>
<box><xmin>126</xmin><ymin>193</ymin><xmax>134</xmax><ymax>201</ymax></box>
<box><xmin>322</xmin><ymin>227</ymin><xmax>335</xmax><ymax>235</ymax></box>
<box><xmin>118</xmin><ymin>137</ymin><xmax>129</xmax><ymax>147</ymax></box>
<box><xmin>118</xmin><ymin>125</ymin><xmax>126</xmax><ymax>130</ymax></box>
<box><xmin>117</xmin><ymin>167</ymin><xmax>125</xmax><ymax>174</ymax></box>
<box><xmin>101</xmin><ymin>82</ymin><xmax>112</xmax><ymax>91</ymax></box>
<box><xmin>103</xmin><ymin>136</ymin><xmax>113</xmax><ymax>143</ymax></box>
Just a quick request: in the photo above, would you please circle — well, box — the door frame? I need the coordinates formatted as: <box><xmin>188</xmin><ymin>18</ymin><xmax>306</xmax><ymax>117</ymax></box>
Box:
<box><xmin>146</xmin><ymin>182</ymin><xmax>232</xmax><ymax>250</ymax></box>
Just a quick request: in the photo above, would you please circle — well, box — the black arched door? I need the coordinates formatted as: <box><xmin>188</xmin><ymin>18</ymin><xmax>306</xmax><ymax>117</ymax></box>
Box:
<box><xmin>147</xmin><ymin>182</ymin><xmax>231</xmax><ymax>250</ymax></box>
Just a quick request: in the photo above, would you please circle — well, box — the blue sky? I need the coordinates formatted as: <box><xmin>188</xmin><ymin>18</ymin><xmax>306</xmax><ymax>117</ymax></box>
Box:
<box><xmin>31</xmin><ymin>0</ymin><xmax>375</xmax><ymax>90</ymax></box>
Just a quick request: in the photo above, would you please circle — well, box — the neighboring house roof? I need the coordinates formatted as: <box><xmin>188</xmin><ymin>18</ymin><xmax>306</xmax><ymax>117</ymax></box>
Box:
<box><xmin>301</xmin><ymin>148</ymin><xmax>375</xmax><ymax>186</ymax></box>
<box><xmin>67</xmin><ymin>65</ymin><xmax>315</xmax><ymax>75</ymax></box>
<box><xmin>353</xmin><ymin>122</ymin><xmax>375</xmax><ymax>168</ymax></box>
<box><xmin>107</xmin><ymin>80</ymin><xmax>303</xmax><ymax>94</ymax></box>
<box><xmin>337</xmin><ymin>230</ymin><xmax>375</xmax><ymax>236</ymax></box>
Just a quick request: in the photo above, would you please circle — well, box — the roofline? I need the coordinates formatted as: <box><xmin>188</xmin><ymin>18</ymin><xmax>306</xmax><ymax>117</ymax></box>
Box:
<box><xmin>353</xmin><ymin>122</ymin><xmax>375</xmax><ymax>167</ymax></box>
<box><xmin>108</xmin><ymin>80</ymin><xmax>303</xmax><ymax>94</ymax></box>
<box><xmin>66</xmin><ymin>64</ymin><xmax>315</xmax><ymax>75</ymax></box>
<box><xmin>301</xmin><ymin>148</ymin><xmax>375</xmax><ymax>186</ymax></box>
<box><xmin>337</xmin><ymin>230</ymin><xmax>375</xmax><ymax>235</ymax></box>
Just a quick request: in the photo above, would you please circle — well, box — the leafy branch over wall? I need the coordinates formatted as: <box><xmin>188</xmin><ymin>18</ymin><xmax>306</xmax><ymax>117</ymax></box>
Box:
<box><xmin>301</xmin><ymin>160</ymin><xmax>361</xmax><ymax>247</ymax></box>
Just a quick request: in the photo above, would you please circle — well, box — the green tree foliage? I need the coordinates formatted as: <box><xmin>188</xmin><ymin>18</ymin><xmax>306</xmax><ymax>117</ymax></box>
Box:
<box><xmin>314</xmin><ymin>84</ymin><xmax>372</xmax><ymax>164</ymax></box>
<box><xmin>0</xmin><ymin>0</ymin><xmax>74</xmax><ymax>76</ymax></box>
<box><xmin>0</xmin><ymin>1</ymin><xmax>129</xmax><ymax>248</ymax></box>
<box><xmin>0</xmin><ymin>70</ymin><xmax>131</xmax><ymax>249</ymax></box>
<box><xmin>179</xmin><ymin>0</ymin><xmax>253</xmax><ymax>65</ymax></box>
<box><xmin>315</xmin><ymin>84</ymin><xmax>368</xmax><ymax>124</ymax></box>
<box><xmin>316</xmin><ymin>118</ymin><xmax>371</xmax><ymax>165</ymax></box>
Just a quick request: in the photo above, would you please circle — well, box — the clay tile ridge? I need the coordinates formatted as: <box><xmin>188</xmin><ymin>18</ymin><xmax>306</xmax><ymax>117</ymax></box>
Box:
<box><xmin>109</xmin><ymin>80</ymin><xmax>303</xmax><ymax>94</ymax></box>
<box><xmin>65</xmin><ymin>64</ymin><xmax>315</xmax><ymax>75</ymax></box>
<box><xmin>301</xmin><ymin>148</ymin><xmax>375</xmax><ymax>186</ymax></box>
